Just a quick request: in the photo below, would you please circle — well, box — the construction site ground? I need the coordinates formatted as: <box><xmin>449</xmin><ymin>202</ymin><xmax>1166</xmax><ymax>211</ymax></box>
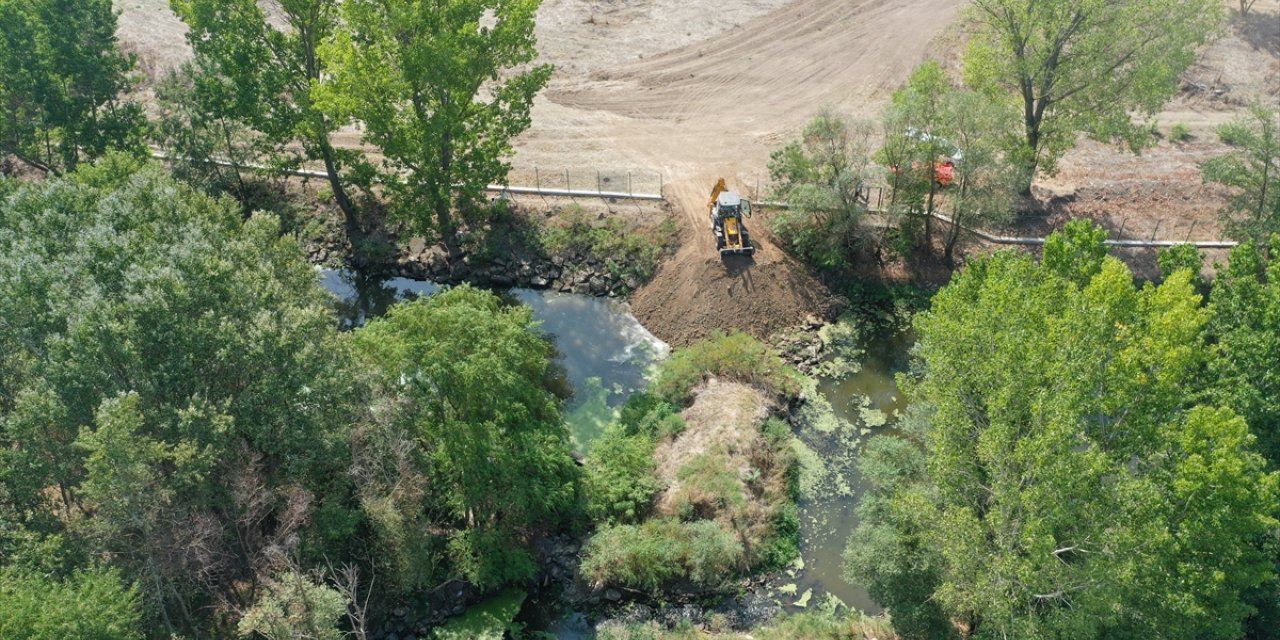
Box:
<box><xmin>117</xmin><ymin>0</ymin><xmax>1280</xmax><ymax>345</ymax></box>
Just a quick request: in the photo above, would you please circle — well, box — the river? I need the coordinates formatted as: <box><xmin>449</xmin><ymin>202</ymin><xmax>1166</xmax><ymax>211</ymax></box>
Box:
<box><xmin>320</xmin><ymin>269</ymin><xmax>915</xmax><ymax>632</ymax></box>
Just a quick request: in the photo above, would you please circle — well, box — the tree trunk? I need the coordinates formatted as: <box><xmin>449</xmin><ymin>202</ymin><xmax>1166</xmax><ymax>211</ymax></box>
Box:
<box><xmin>924</xmin><ymin>179</ymin><xmax>937</xmax><ymax>249</ymax></box>
<box><xmin>437</xmin><ymin>126</ymin><xmax>456</xmax><ymax>244</ymax></box>
<box><xmin>318</xmin><ymin>139</ymin><xmax>359</xmax><ymax>241</ymax></box>
<box><xmin>1021</xmin><ymin>82</ymin><xmax>1042</xmax><ymax>197</ymax></box>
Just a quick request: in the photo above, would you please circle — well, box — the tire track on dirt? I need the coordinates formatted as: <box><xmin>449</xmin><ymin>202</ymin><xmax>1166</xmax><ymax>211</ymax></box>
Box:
<box><xmin>547</xmin><ymin>1</ymin><xmax>961</xmax><ymax>344</ymax></box>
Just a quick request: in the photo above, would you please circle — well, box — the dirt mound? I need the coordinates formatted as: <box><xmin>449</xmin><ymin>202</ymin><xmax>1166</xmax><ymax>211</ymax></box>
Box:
<box><xmin>629</xmin><ymin>180</ymin><xmax>840</xmax><ymax>347</ymax></box>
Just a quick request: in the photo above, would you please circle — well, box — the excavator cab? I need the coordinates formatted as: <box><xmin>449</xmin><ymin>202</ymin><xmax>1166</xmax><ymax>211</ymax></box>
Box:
<box><xmin>709</xmin><ymin>179</ymin><xmax>754</xmax><ymax>256</ymax></box>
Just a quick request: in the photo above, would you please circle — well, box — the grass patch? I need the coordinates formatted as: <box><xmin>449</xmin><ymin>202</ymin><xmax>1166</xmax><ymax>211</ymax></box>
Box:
<box><xmin>1170</xmin><ymin>122</ymin><xmax>1193</xmax><ymax>142</ymax></box>
<box><xmin>581</xmin><ymin>519</ymin><xmax>744</xmax><ymax>591</ymax></box>
<box><xmin>654</xmin><ymin>332</ymin><xmax>801</xmax><ymax>404</ymax></box>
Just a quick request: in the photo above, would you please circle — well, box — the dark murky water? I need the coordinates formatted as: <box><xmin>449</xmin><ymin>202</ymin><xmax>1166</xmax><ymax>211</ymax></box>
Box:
<box><xmin>785</xmin><ymin>327</ymin><xmax>916</xmax><ymax>615</ymax></box>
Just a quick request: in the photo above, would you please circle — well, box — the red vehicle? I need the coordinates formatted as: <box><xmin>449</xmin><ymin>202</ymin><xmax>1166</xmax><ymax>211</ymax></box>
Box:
<box><xmin>890</xmin><ymin>158</ymin><xmax>956</xmax><ymax>188</ymax></box>
<box><xmin>890</xmin><ymin>129</ymin><xmax>960</xmax><ymax>187</ymax></box>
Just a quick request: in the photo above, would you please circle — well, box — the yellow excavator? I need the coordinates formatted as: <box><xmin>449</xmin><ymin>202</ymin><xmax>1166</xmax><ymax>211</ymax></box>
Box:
<box><xmin>707</xmin><ymin>178</ymin><xmax>754</xmax><ymax>256</ymax></box>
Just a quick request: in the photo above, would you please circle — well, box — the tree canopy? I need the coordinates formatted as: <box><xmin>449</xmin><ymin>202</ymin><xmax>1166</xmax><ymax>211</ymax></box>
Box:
<box><xmin>847</xmin><ymin>222</ymin><xmax>1279</xmax><ymax>639</ymax></box>
<box><xmin>319</xmin><ymin>0</ymin><xmax>552</xmax><ymax>239</ymax></box>
<box><xmin>0</xmin><ymin>0</ymin><xmax>145</xmax><ymax>174</ymax></box>
<box><xmin>0</xmin><ymin>156</ymin><xmax>362</xmax><ymax>634</ymax></box>
<box><xmin>963</xmin><ymin>0</ymin><xmax>1223</xmax><ymax>186</ymax></box>
<box><xmin>351</xmin><ymin>285</ymin><xmax>579</xmax><ymax>589</ymax></box>
<box><xmin>170</xmin><ymin>0</ymin><xmax>366</xmax><ymax>229</ymax></box>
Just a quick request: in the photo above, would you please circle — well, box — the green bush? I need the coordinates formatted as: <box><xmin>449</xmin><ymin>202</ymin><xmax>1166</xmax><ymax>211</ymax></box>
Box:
<box><xmin>754</xmin><ymin>418</ymin><xmax>801</xmax><ymax>569</ymax></box>
<box><xmin>585</xmin><ymin>426</ymin><xmax>664</xmax><ymax>525</ymax></box>
<box><xmin>1170</xmin><ymin>122</ymin><xmax>1194</xmax><ymax>142</ymax></box>
<box><xmin>654</xmin><ymin>332</ymin><xmax>801</xmax><ymax>404</ymax></box>
<box><xmin>0</xmin><ymin>567</ymin><xmax>143</xmax><ymax>640</ymax></box>
<box><xmin>581</xmin><ymin>519</ymin><xmax>744</xmax><ymax>591</ymax></box>
<box><xmin>617</xmin><ymin>392</ymin><xmax>686</xmax><ymax>439</ymax></box>
<box><xmin>1158</xmin><ymin>243</ymin><xmax>1205</xmax><ymax>288</ymax></box>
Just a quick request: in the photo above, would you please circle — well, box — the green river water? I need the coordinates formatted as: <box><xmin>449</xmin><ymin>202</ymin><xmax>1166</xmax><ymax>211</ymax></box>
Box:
<box><xmin>321</xmin><ymin>269</ymin><xmax>915</xmax><ymax>633</ymax></box>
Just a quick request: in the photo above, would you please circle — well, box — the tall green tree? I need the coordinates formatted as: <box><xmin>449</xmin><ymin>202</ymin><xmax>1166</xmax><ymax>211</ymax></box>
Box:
<box><xmin>768</xmin><ymin>110</ymin><xmax>877</xmax><ymax>269</ymax></box>
<box><xmin>1209</xmin><ymin>237</ymin><xmax>1280</xmax><ymax>467</ymax></box>
<box><xmin>880</xmin><ymin>61</ymin><xmax>954</xmax><ymax>248</ymax></box>
<box><xmin>0</xmin><ymin>156</ymin><xmax>362</xmax><ymax>634</ymax></box>
<box><xmin>0</xmin><ymin>0</ymin><xmax>145</xmax><ymax>173</ymax></box>
<box><xmin>320</xmin><ymin>0</ymin><xmax>552</xmax><ymax>240</ymax></box>
<box><xmin>352</xmin><ymin>286</ymin><xmax>578</xmax><ymax>589</ymax></box>
<box><xmin>170</xmin><ymin>0</ymin><xmax>366</xmax><ymax>234</ymax></box>
<box><xmin>848</xmin><ymin>223</ymin><xmax>1279</xmax><ymax>639</ymax></box>
<box><xmin>1201</xmin><ymin>104</ymin><xmax>1280</xmax><ymax>244</ymax></box>
<box><xmin>963</xmin><ymin>0</ymin><xmax>1223</xmax><ymax>189</ymax></box>
<box><xmin>937</xmin><ymin>90</ymin><xmax>1019</xmax><ymax>265</ymax></box>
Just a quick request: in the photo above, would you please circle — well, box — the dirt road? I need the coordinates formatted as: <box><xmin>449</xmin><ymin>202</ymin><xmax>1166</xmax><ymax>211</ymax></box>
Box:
<box><xmin>516</xmin><ymin>0</ymin><xmax>962</xmax><ymax>344</ymax></box>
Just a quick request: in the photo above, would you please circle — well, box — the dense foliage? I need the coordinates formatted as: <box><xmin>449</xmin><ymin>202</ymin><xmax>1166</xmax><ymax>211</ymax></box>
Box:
<box><xmin>847</xmin><ymin>222</ymin><xmax>1280</xmax><ymax>639</ymax></box>
<box><xmin>0</xmin><ymin>567</ymin><xmax>143</xmax><ymax>639</ymax></box>
<box><xmin>654</xmin><ymin>331</ymin><xmax>801</xmax><ymax>404</ymax></box>
<box><xmin>768</xmin><ymin>111</ymin><xmax>878</xmax><ymax>269</ymax></box>
<box><xmin>319</xmin><ymin>0</ymin><xmax>551</xmax><ymax>239</ymax></box>
<box><xmin>0</xmin><ymin>160</ymin><xmax>583</xmax><ymax>636</ymax></box>
<box><xmin>0</xmin><ymin>0</ymin><xmax>145</xmax><ymax>173</ymax></box>
<box><xmin>0</xmin><ymin>157</ymin><xmax>361</xmax><ymax>634</ymax></box>
<box><xmin>584</xmin><ymin>394</ymin><xmax>684</xmax><ymax>525</ymax></box>
<box><xmin>1209</xmin><ymin>238</ymin><xmax>1280</xmax><ymax>468</ymax></box>
<box><xmin>352</xmin><ymin>286</ymin><xmax>580</xmax><ymax>589</ymax></box>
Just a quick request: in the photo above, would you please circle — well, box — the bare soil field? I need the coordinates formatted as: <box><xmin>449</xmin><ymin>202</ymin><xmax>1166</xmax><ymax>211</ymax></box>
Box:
<box><xmin>1020</xmin><ymin>3</ymin><xmax>1280</xmax><ymax>245</ymax></box>
<box><xmin>115</xmin><ymin>0</ymin><xmax>1280</xmax><ymax>343</ymax></box>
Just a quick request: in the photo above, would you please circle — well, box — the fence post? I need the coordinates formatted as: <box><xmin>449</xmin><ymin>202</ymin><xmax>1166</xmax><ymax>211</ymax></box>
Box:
<box><xmin>1151</xmin><ymin>219</ymin><xmax>1162</xmax><ymax>242</ymax></box>
<box><xmin>565</xmin><ymin>168</ymin><xmax>571</xmax><ymax>192</ymax></box>
<box><xmin>597</xmin><ymin>169</ymin><xmax>601</xmax><ymax>194</ymax></box>
<box><xmin>659</xmin><ymin>173</ymin><xmax>663</xmax><ymax>196</ymax></box>
<box><xmin>1116</xmin><ymin>217</ymin><xmax>1127</xmax><ymax>239</ymax></box>
<box><xmin>628</xmin><ymin>171</ymin><xmax>632</xmax><ymax>196</ymax></box>
<box><xmin>1185</xmin><ymin>221</ymin><xmax>1196</xmax><ymax>242</ymax></box>
<box><xmin>535</xmin><ymin>167</ymin><xmax>540</xmax><ymax>193</ymax></box>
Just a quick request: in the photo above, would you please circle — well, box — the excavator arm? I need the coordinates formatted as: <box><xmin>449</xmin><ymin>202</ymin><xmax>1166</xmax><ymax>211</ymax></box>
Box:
<box><xmin>707</xmin><ymin>177</ymin><xmax>728</xmax><ymax>215</ymax></box>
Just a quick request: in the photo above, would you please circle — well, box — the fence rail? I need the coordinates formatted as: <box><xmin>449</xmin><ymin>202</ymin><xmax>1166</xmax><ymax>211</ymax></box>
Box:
<box><xmin>152</xmin><ymin>153</ymin><xmax>665</xmax><ymax>200</ymax></box>
<box><xmin>154</xmin><ymin>153</ymin><xmax>1237</xmax><ymax>249</ymax></box>
<box><xmin>755</xmin><ymin>183</ymin><xmax>1238</xmax><ymax>250</ymax></box>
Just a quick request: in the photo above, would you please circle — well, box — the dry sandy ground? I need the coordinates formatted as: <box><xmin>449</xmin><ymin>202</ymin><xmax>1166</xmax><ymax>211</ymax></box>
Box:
<box><xmin>114</xmin><ymin>0</ymin><xmax>1279</xmax><ymax>342</ymax></box>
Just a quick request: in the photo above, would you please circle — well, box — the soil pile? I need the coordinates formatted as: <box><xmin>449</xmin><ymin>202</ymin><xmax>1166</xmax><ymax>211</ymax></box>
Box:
<box><xmin>629</xmin><ymin>181</ymin><xmax>840</xmax><ymax>347</ymax></box>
